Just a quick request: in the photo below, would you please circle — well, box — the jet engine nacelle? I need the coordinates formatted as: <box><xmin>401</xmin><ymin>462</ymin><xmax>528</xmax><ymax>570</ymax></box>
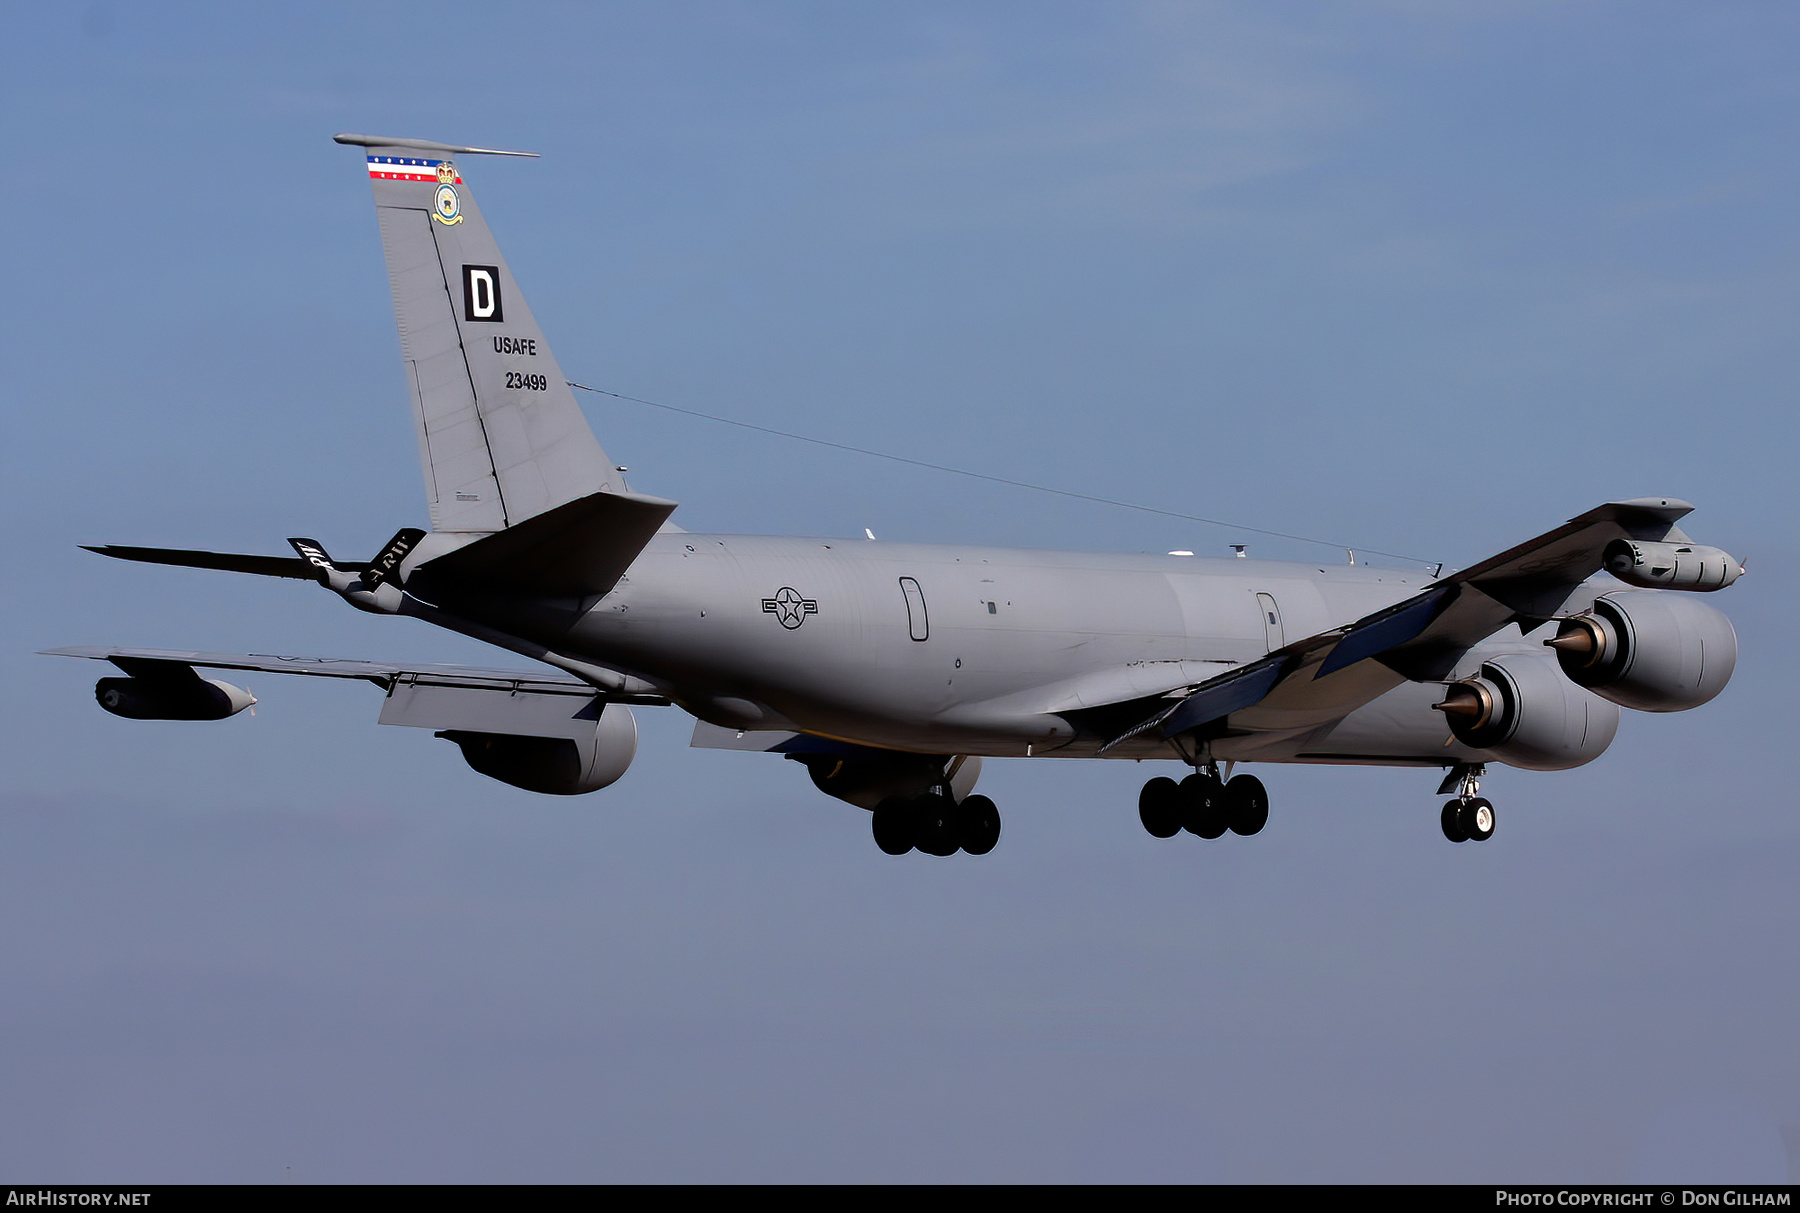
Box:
<box><xmin>1603</xmin><ymin>539</ymin><xmax>1741</xmax><ymax>591</ymax></box>
<box><xmin>1434</xmin><ymin>654</ymin><xmax>1619</xmax><ymax>771</ymax></box>
<box><xmin>789</xmin><ymin>751</ymin><xmax>983</xmax><ymax>810</ymax></box>
<box><xmin>95</xmin><ymin>676</ymin><xmax>255</xmax><ymax>721</ymax></box>
<box><xmin>439</xmin><ymin>704</ymin><xmax>638</xmax><ymax>795</ymax></box>
<box><xmin>1546</xmin><ymin>590</ymin><xmax>1736</xmax><ymax>712</ymax></box>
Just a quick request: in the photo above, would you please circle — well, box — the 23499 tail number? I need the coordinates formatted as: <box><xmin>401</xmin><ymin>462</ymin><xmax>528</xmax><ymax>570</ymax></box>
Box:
<box><xmin>505</xmin><ymin>372</ymin><xmax>549</xmax><ymax>391</ymax></box>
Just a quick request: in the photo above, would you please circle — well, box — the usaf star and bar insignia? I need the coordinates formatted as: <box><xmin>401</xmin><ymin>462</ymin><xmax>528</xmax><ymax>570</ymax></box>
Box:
<box><xmin>762</xmin><ymin>587</ymin><xmax>819</xmax><ymax>629</ymax></box>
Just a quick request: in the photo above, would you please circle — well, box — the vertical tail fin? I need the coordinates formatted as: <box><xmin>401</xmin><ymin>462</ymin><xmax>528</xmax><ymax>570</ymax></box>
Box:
<box><xmin>334</xmin><ymin>134</ymin><xmax>621</xmax><ymax>534</ymax></box>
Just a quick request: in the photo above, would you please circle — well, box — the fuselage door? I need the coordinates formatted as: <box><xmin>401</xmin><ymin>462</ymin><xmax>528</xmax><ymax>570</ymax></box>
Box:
<box><xmin>1255</xmin><ymin>591</ymin><xmax>1284</xmax><ymax>651</ymax></box>
<box><xmin>900</xmin><ymin>577</ymin><xmax>929</xmax><ymax>641</ymax></box>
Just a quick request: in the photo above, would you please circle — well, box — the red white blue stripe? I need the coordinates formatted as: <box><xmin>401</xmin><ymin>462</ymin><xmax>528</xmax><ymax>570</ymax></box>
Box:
<box><xmin>366</xmin><ymin>156</ymin><xmax>462</xmax><ymax>183</ymax></box>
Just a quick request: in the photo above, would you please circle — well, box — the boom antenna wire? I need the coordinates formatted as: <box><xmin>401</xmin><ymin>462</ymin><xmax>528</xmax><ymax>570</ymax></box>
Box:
<box><xmin>569</xmin><ymin>380</ymin><xmax>1440</xmax><ymax>570</ymax></box>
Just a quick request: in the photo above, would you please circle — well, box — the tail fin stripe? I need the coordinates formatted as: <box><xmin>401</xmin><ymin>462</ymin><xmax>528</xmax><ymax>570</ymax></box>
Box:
<box><xmin>367</xmin><ymin>156</ymin><xmax>463</xmax><ymax>183</ymax></box>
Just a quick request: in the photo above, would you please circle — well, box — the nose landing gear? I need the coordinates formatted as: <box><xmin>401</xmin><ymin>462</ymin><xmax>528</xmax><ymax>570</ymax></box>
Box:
<box><xmin>1439</xmin><ymin>764</ymin><xmax>1495</xmax><ymax>843</ymax></box>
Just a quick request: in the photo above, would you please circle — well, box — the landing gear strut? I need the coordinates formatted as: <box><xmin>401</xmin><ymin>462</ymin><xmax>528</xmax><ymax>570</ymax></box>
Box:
<box><xmin>1139</xmin><ymin>763</ymin><xmax>1268</xmax><ymax>841</ymax></box>
<box><xmin>1439</xmin><ymin>763</ymin><xmax>1495</xmax><ymax>843</ymax></box>
<box><xmin>872</xmin><ymin>791</ymin><xmax>1001</xmax><ymax>857</ymax></box>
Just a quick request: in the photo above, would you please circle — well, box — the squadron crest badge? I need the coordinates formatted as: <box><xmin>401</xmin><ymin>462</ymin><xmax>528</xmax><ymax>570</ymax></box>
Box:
<box><xmin>363</xmin><ymin>157</ymin><xmax>467</xmax><ymax>226</ymax></box>
<box><xmin>432</xmin><ymin>161</ymin><xmax>464</xmax><ymax>226</ymax></box>
<box><xmin>762</xmin><ymin>587</ymin><xmax>819</xmax><ymax>629</ymax></box>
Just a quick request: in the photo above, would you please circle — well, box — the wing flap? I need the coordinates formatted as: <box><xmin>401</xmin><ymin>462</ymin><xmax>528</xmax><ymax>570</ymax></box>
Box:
<box><xmin>378</xmin><ymin>681</ymin><xmax>603</xmax><ymax>738</ymax></box>
<box><xmin>1314</xmin><ymin>585</ymin><xmax>1456</xmax><ymax>678</ymax></box>
<box><xmin>1159</xmin><ymin>657</ymin><xmax>1290</xmax><ymax>738</ymax></box>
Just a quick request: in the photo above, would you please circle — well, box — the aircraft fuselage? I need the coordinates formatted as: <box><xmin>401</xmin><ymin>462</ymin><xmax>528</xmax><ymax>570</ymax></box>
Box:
<box><xmin>452</xmin><ymin>534</ymin><xmax>1540</xmax><ymax>765</ymax></box>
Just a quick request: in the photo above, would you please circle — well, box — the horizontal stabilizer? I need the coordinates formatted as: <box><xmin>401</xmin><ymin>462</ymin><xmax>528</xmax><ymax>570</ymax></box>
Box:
<box><xmin>413</xmin><ymin>488</ymin><xmax>677</xmax><ymax>597</ymax></box>
<box><xmin>333</xmin><ymin>133</ymin><xmax>538</xmax><ymax>158</ymax></box>
<box><xmin>83</xmin><ymin>545</ymin><xmax>367</xmax><ymax>580</ymax></box>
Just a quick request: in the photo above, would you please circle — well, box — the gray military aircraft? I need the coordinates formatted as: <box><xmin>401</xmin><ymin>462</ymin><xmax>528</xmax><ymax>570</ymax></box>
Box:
<box><xmin>47</xmin><ymin>134</ymin><xmax>1745</xmax><ymax>855</ymax></box>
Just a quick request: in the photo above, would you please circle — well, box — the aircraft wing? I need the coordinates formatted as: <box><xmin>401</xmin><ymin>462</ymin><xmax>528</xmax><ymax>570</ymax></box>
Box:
<box><xmin>44</xmin><ymin>645</ymin><xmax>673</xmax><ymax>745</ymax></box>
<box><xmin>1091</xmin><ymin>497</ymin><xmax>1698</xmax><ymax>753</ymax></box>
<box><xmin>39</xmin><ymin>646</ymin><xmax>664</xmax><ymax>699</ymax></box>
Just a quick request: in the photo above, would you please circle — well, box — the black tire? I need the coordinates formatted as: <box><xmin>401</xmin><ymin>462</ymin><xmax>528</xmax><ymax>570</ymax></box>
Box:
<box><xmin>1440</xmin><ymin>799</ymin><xmax>1469</xmax><ymax>843</ymax></box>
<box><xmin>1138</xmin><ymin>776</ymin><xmax>1182</xmax><ymax>838</ymax></box>
<box><xmin>914</xmin><ymin>794</ymin><xmax>960</xmax><ymax>856</ymax></box>
<box><xmin>1464</xmin><ymin>797</ymin><xmax>1495</xmax><ymax>842</ymax></box>
<box><xmin>872</xmin><ymin>797</ymin><xmax>915</xmax><ymax>855</ymax></box>
<box><xmin>958</xmin><ymin>794</ymin><xmax>1002</xmax><ymax>855</ymax></box>
<box><xmin>1181</xmin><ymin>773</ymin><xmax>1228</xmax><ymax>839</ymax></box>
<box><xmin>1225</xmin><ymin>774</ymin><xmax>1269</xmax><ymax>836</ymax></box>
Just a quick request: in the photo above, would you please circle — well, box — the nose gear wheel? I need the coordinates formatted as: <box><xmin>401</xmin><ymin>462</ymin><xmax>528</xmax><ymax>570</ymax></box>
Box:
<box><xmin>1436</xmin><ymin>765</ymin><xmax>1496</xmax><ymax>843</ymax></box>
<box><xmin>1441</xmin><ymin>796</ymin><xmax>1495</xmax><ymax>843</ymax></box>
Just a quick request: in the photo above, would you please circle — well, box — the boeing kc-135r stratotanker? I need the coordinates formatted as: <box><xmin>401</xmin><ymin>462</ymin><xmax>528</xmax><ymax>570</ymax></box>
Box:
<box><xmin>46</xmin><ymin>135</ymin><xmax>1745</xmax><ymax>855</ymax></box>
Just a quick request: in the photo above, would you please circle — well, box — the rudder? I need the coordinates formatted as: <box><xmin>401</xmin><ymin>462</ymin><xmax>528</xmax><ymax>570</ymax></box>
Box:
<box><xmin>336</xmin><ymin>133</ymin><xmax>621</xmax><ymax>534</ymax></box>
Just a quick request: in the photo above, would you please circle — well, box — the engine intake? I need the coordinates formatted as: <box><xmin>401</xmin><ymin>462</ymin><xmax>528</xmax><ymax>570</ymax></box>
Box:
<box><xmin>1433</xmin><ymin>654</ymin><xmax>1618</xmax><ymax>770</ymax></box>
<box><xmin>438</xmin><ymin>703</ymin><xmax>638</xmax><ymax>795</ymax></box>
<box><xmin>1546</xmin><ymin>590</ymin><xmax>1736</xmax><ymax>712</ymax></box>
<box><xmin>95</xmin><ymin>675</ymin><xmax>255</xmax><ymax>721</ymax></box>
<box><xmin>1603</xmin><ymin>539</ymin><xmax>1741</xmax><ymax>591</ymax></box>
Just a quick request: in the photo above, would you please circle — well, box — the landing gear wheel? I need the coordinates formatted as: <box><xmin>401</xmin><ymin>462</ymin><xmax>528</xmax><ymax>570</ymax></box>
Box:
<box><xmin>1225</xmin><ymin>774</ymin><xmax>1269</xmax><ymax>836</ymax></box>
<box><xmin>872</xmin><ymin>797</ymin><xmax>915</xmax><ymax>855</ymax></box>
<box><xmin>1138</xmin><ymin>777</ymin><xmax>1182</xmax><ymax>839</ymax></box>
<box><xmin>1440</xmin><ymin>800</ymin><xmax>1469</xmax><ymax>843</ymax></box>
<box><xmin>914</xmin><ymin>794</ymin><xmax>960</xmax><ymax>856</ymax></box>
<box><xmin>1181</xmin><ymin>773</ymin><xmax>1228</xmax><ymax>839</ymax></box>
<box><xmin>958</xmin><ymin>794</ymin><xmax>1002</xmax><ymax>855</ymax></box>
<box><xmin>1464</xmin><ymin>797</ymin><xmax>1495</xmax><ymax>842</ymax></box>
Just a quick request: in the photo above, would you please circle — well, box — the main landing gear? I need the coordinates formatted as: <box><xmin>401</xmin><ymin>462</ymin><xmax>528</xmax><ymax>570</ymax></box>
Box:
<box><xmin>1440</xmin><ymin>764</ymin><xmax>1496</xmax><ymax>843</ymax></box>
<box><xmin>872</xmin><ymin>791</ymin><xmax>1001</xmax><ymax>857</ymax></box>
<box><xmin>1137</xmin><ymin>768</ymin><xmax>1268</xmax><ymax>841</ymax></box>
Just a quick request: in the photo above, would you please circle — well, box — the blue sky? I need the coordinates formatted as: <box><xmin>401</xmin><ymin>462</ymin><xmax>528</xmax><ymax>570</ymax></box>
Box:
<box><xmin>1</xmin><ymin>1</ymin><xmax>1795</xmax><ymax>1181</ymax></box>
